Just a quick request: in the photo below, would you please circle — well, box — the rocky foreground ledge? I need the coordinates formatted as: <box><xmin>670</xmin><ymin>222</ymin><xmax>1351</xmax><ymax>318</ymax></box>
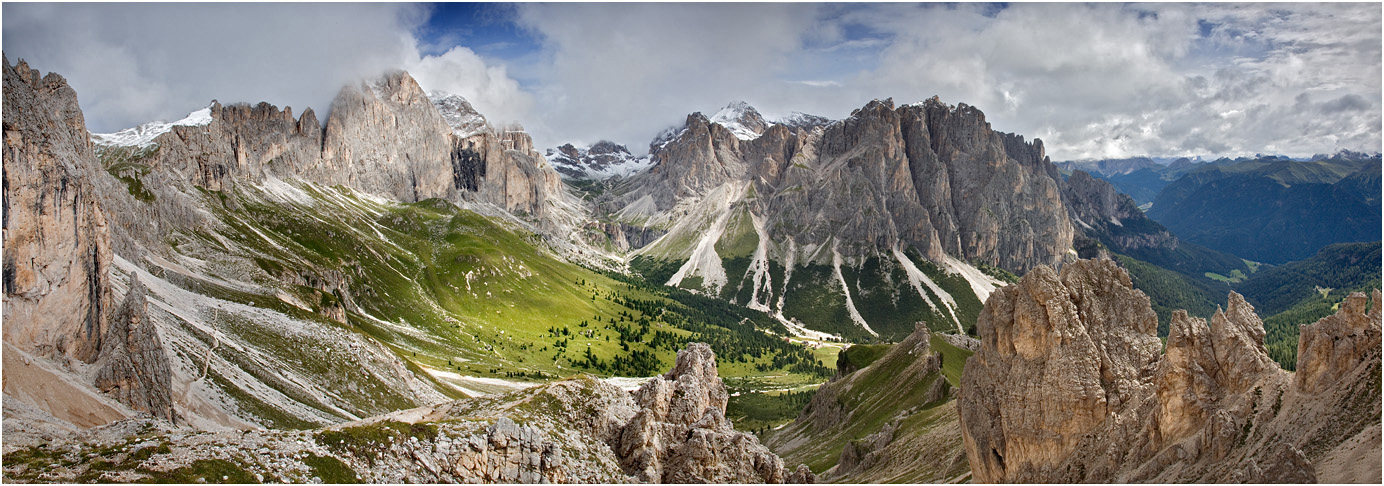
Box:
<box><xmin>3</xmin><ymin>343</ymin><xmax>814</xmax><ymax>483</ymax></box>
<box><xmin>959</xmin><ymin>259</ymin><xmax>1381</xmax><ymax>483</ymax></box>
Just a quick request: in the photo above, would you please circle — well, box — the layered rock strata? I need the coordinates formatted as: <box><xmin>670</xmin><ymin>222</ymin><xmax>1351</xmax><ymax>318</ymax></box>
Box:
<box><xmin>959</xmin><ymin>258</ymin><xmax>1382</xmax><ymax>483</ymax></box>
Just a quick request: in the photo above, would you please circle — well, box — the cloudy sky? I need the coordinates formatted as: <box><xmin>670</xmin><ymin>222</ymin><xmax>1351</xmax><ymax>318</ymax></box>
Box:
<box><xmin>4</xmin><ymin>2</ymin><xmax>1379</xmax><ymax>160</ymax></box>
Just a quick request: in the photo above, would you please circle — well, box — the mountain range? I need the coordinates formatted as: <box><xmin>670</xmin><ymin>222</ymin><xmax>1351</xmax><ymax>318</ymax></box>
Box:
<box><xmin>3</xmin><ymin>54</ymin><xmax>1379</xmax><ymax>484</ymax></box>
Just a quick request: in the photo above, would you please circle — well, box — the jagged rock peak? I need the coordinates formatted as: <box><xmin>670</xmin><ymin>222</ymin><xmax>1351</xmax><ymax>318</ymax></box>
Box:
<box><xmin>428</xmin><ymin>91</ymin><xmax>490</xmax><ymax>138</ymax></box>
<box><xmin>1296</xmin><ymin>289</ymin><xmax>1382</xmax><ymax>393</ymax></box>
<box><xmin>546</xmin><ymin>140</ymin><xmax>651</xmax><ymax>180</ymax></box>
<box><xmin>618</xmin><ymin>342</ymin><xmax>791</xmax><ymax>483</ymax></box>
<box><xmin>710</xmin><ymin>100</ymin><xmax>770</xmax><ymax>140</ymax></box>
<box><xmin>960</xmin><ymin>257</ymin><xmax>1381</xmax><ymax>483</ymax></box>
<box><xmin>93</xmin><ymin>276</ymin><xmax>175</xmax><ymax>422</ymax></box>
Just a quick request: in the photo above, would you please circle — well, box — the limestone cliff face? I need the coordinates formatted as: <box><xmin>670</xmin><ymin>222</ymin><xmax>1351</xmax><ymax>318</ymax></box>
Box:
<box><xmin>959</xmin><ymin>259</ymin><xmax>1161</xmax><ymax>482</ymax></box>
<box><xmin>609</xmin><ymin>97</ymin><xmax>1072</xmax><ymax>273</ymax></box>
<box><xmin>319</xmin><ymin>71</ymin><xmax>455</xmax><ymax>202</ymax></box>
<box><xmin>146</xmin><ymin>101</ymin><xmax>321</xmax><ymax>193</ymax></box>
<box><xmin>959</xmin><ymin>258</ymin><xmax>1382</xmax><ymax>483</ymax></box>
<box><xmin>2</xmin><ymin>56</ymin><xmax>112</xmax><ymax>364</ymax></box>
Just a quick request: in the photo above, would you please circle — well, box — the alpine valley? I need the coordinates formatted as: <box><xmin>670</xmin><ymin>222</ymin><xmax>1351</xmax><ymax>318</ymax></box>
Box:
<box><xmin>3</xmin><ymin>53</ymin><xmax>1380</xmax><ymax>484</ymax></box>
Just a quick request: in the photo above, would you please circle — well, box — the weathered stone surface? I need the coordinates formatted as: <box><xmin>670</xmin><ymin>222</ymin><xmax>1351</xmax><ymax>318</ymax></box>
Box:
<box><xmin>1296</xmin><ymin>290</ymin><xmax>1381</xmax><ymax>394</ymax></box>
<box><xmin>959</xmin><ymin>259</ymin><xmax>1160</xmax><ymax>482</ymax></box>
<box><xmin>959</xmin><ymin>258</ymin><xmax>1382</xmax><ymax>483</ymax></box>
<box><xmin>2</xmin><ymin>55</ymin><xmax>113</xmax><ymax>364</ymax></box>
<box><xmin>604</xmin><ymin>97</ymin><xmax>1072</xmax><ymax>274</ymax></box>
<box><xmin>93</xmin><ymin>277</ymin><xmax>175</xmax><ymax>422</ymax></box>
<box><xmin>318</xmin><ymin>71</ymin><xmax>455</xmax><ymax>202</ymax></box>
<box><xmin>618</xmin><ymin>343</ymin><xmax>788</xmax><ymax>483</ymax></box>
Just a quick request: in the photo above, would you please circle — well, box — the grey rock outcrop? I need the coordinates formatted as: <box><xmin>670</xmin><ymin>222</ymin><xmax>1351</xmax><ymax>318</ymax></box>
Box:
<box><xmin>1296</xmin><ymin>289</ymin><xmax>1381</xmax><ymax>394</ymax></box>
<box><xmin>105</xmin><ymin>70</ymin><xmax>571</xmax><ymax>234</ymax></box>
<box><xmin>958</xmin><ymin>258</ymin><xmax>1382</xmax><ymax>483</ymax></box>
<box><xmin>2</xmin><ymin>55</ymin><xmax>113</xmax><ymax>364</ymax></box>
<box><xmin>606</xmin><ymin>97</ymin><xmax>1072</xmax><ymax>274</ymax></box>
<box><xmin>618</xmin><ymin>343</ymin><xmax>788</xmax><ymax>483</ymax></box>
<box><xmin>317</xmin><ymin>71</ymin><xmax>455</xmax><ymax>202</ymax></box>
<box><xmin>959</xmin><ymin>259</ymin><xmax>1161</xmax><ymax>482</ymax></box>
<box><xmin>93</xmin><ymin>277</ymin><xmax>175</xmax><ymax>422</ymax></box>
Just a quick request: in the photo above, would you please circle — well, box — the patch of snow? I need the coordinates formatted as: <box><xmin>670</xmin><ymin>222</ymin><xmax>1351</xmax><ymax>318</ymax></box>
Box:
<box><xmin>665</xmin><ymin>183</ymin><xmax>739</xmax><ymax>293</ymax></box>
<box><xmin>428</xmin><ymin>91</ymin><xmax>491</xmax><ymax>138</ymax></box>
<box><xmin>90</xmin><ymin>105</ymin><xmax>214</xmax><ymax>148</ymax></box>
<box><xmin>832</xmin><ymin>242</ymin><xmax>876</xmax><ymax>336</ymax></box>
<box><xmin>941</xmin><ymin>255</ymin><xmax>1005</xmax><ymax>304</ymax></box>
<box><xmin>710</xmin><ymin>101</ymin><xmax>766</xmax><ymax>141</ymax></box>
<box><xmin>892</xmin><ymin>246</ymin><xmax>962</xmax><ymax>334</ymax></box>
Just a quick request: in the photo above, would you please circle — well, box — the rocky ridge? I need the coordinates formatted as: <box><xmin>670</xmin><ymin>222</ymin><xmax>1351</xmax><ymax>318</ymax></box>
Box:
<box><xmin>607</xmin><ymin>97</ymin><xmax>1073</xmax><ymax>273</ymax></box>
<box><xmin>4</xmin><ymin>343</ymin><xmax>815</xmax><ymax>484</ymax></box>
<box><xmin>93</xmin><ymin>69</ymin><xmax>578</xmax><ymax>243</ymax></box>
<box><xmin>546</xmin><ymin>141</ymin><xmax>653</xmax><ymax>181</ymax></box>
<box><xmin>959</xmin><ymin>258</ymin><xmax>1381</xmax><ymax>483</ymax></box>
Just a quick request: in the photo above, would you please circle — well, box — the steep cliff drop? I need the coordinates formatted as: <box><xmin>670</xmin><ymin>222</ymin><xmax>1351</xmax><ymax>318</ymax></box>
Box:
<box><xmin>959</xmin><ymin>258</ymin><xmax>1381</xmax><ymax>483</ymax></box>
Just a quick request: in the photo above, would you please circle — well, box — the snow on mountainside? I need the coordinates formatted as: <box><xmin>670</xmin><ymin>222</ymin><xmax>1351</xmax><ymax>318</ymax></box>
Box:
<box><xmin>90</xmin><ymin>105</ymin><xmax>214</xmax><ymax>147</ymax></box>
<box><xmin>709</xmin><ymin>101</ymin><xmax>770</xmax><ymax>140</ymax></box>
<box><xmin>546</xmin><ymin>141</ymin><xmax>653</xmax><ymax>180</ymax></box>
<box><xmin>775</xmin><ymin>111</ymin><xmax>832</xmax><ymax>130</ymax></box>
<box><xmin>428</xmin><ymin>91</ymin><xmax>490</xmax><ymax>138</ymax></box>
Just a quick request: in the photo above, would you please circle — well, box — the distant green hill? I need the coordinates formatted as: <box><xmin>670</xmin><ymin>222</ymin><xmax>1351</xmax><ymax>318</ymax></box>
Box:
<box><xmin>1148</xmin><ymin>155</ymin><xmax>1381</xmax><ymax>264</ymax></box>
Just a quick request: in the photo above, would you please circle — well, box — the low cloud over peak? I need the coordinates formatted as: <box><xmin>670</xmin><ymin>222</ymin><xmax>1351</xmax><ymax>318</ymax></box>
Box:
<box><xmin>4</xmin><ymin>2</ymin><xmax>1378</xmax><ymax>159</ymax></box>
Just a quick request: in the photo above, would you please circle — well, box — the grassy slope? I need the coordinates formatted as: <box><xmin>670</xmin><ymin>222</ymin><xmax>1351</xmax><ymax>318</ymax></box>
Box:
<box><xmin>183</xmin><ymin>180</ymin><xmax>831</xmax><ymax>408</ymax></box>
<box><xmin>765</xmin><ymin>332</ymin><xmax>973</xmax><ymax>482</ymax></box>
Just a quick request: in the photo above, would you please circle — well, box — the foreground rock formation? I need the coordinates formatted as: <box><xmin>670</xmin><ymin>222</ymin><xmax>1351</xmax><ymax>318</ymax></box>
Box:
<box><xmin>3</xmin><ymin>56</ymin><xmax>179</xmax><ymax>426</ymax></box>
<box><xmin>2</xmin><ymin>55</ymin><xmax>113</xmax><ymax>366</ymax></box>
<box><xmin>959</xmin><ymin>258</ymin><xmax>1381</xmax><ymax>483</ymax></box>
<box><xmin>4</xmin><ymin>343</ymin><xmax>812</xmax><ymax>484</ymax></box>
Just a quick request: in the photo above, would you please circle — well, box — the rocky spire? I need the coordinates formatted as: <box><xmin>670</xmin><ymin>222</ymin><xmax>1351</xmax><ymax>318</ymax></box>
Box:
<box><xmin>959</xmin><ymin>258</ymin><xmax>1381</xmax><ymax>482</ymax></box>
<box><xmin>617</xmin><ymin>343</ymin><xmax>789</xmax><ymax>483</ymax></box>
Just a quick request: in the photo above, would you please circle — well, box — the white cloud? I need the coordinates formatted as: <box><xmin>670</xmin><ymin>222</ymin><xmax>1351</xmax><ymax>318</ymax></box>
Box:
<box><xmin>3</xmin><ymin>3</ymin><xmax>430</xmax><ymax>132</ymax></box>
<box><xmin>512</xmin><ymin>3</ymin><xmax>833</xmax><ymax>151</ymax></box>
<box><xmin>404</xmin><ymin>45</ymin><xmax>534</xmax><ymax>127</ymax></box>
<box><xmin>4</xmin><ymin>3</ymin><xmax>1377</xmax><ymax>160</ymax></box>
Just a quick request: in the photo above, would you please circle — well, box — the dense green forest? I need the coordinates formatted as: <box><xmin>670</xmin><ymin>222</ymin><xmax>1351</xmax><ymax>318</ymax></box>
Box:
<box><xmin>1148</xmin><ymin>156</ymin><xmax>1381</xmax><ymax>264</ymax></box>
<box><xmin>1236</xmin><ymin>242</ymin><xmax>1382</xmax><ymax>369</ymax></box>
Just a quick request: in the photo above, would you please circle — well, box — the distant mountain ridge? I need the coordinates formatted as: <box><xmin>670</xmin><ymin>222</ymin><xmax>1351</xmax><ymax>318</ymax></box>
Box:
<box><xmin>1147</xmin><ymin>154</ymin><xmax>1381</xmax><ymax>264</ymax></box>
